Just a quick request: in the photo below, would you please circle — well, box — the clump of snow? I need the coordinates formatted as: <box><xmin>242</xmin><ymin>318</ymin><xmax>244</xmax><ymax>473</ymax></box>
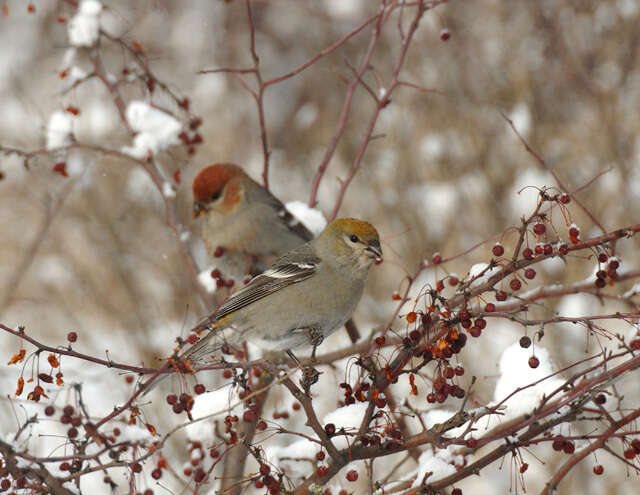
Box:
<box><xmin>185</xmin><ymin>385</ymin><xmax>240</xmax><ymax>443</ymax></box>
<box><xmin>68</xmin><ymin>0</ymin><xmax>103</xmax><ymax>47</ymax></box>
<box><xmin>468</xmin><ymin>263</ymin><xmax>502</xmax><ymax>287</ymax></box>
<box><xmin>411</xmin><ymin>449</ymin><xmax>457</xmax><ymax>486</ymax></box>
<box><xmin>121</xmin><ymin>101</ymin><xmax>182</xmax><ymax>159</ymax></box>
<box><xmin>46</xmin><ymin>111</ymin><xmax>74</xmax><ymax>150</ymax></box>
<box><xmin>294</xmin><ymin>102</ymin><xmax>318</xmax><ymax>130</ymax></box>
<box><xmin>492</xmin><ymin>343</ymin><xmax>564</xmax><ymax>419</ymax></box>
<box><xmin>322</xmin><ymin>402</ymin><xmax>369</xmax><ymax>449</ymax></box>
<box><xmin>285</xmin><ymin>201</ymin><xmax>327</xmax><ymax>236</ymax></box>
<box><xmin>509</xmin><ymin>102</ymin><xmax>532</xmax><ymax>138</ymax></box>
<box><xmin>266</xmin><ymin>439</ymin><xmax>316</xmax><ymax>478</ymax></box>
<box><xmin>198</xmin><ymin>267</ymin><xmax>219</xmax><ymax>294</ymax></box>
<box><xmin>162</xmin><ymin>181</ymin><xmax>176</xmax><ymax>198</ymax></box>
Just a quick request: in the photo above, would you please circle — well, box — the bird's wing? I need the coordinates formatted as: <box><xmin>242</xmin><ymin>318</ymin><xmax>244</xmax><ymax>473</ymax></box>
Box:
<box><xmin>214</xmin><ymin>245</ymin><xmax>320</xmax><ymax>320</ymax></box>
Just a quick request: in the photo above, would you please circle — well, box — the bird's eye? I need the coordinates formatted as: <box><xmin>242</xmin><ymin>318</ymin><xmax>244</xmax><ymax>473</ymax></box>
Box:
<box><xmin>350</xmin><ymin>235</ymin><xmax>359</xmax><ymax>243</ymax></box>
<box><xmin>211</xmin><ymin>191</ymin><xmax>222</xmax><ymax>201</ymax></box>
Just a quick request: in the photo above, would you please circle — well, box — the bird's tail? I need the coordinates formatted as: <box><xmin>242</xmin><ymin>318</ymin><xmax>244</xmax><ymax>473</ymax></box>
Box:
<box><xmin>141</xmin><ymin>316</ymin><xmax>224</xmax><ymax>396</ymax></box>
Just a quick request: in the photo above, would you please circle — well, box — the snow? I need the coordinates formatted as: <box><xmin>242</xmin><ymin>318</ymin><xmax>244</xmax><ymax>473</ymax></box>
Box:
<box><xmin>509</xmin><ymin>102</ymin><xmax>532</xmax><ymax>138</ymax></box>
<box><xmin>185</xmin><ymin>385</ymin><xmax>240</xmax><ymax>443</ymax></box>
<box><xmin>411</xmin><ymin>449</ymin><xmax>457</xmax><ymax>486</ymax></box>
<box><xmin>294</xmin><ymin>102</ymin><xmax>318</xmax><ymax>130</ymax></box>
<box><xmin>285</xmin><ymin>201</ymin><xmax>327</xmax><ymax>236</ymax></box>
<box><xmin>121</xmin><ymin>101</ymin><xmax>182</xmax><ymax>159</ymax></box>
<box><xmin>46</xmin><ymin>111</ymin><xmax>74</xmax><ymax>150</ymax></box>
<box><xmin>162</xmin><ymin>180</ymin><xmax>176</xmax><ymax>198</ymax></box>
<box><xmin>492</xmin><ymin>343</ymin><xmax>564</xmax><ymax>419</ymax></box>
<box><xmin>198</xmin><ymin>267</ymin><xmax>219</xmax><ymax>294</ymax></box>
<box><xmin>67</xmin><ymin>0</ymin><xmax>103</xmax><ymax>47</ymax></box>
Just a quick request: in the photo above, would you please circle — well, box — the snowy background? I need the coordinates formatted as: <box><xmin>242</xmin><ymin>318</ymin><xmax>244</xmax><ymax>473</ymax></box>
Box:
<box><xmin>1</xmin><ymin>1</ymin><xmax>640</xmax><ymax>494</ymax></box>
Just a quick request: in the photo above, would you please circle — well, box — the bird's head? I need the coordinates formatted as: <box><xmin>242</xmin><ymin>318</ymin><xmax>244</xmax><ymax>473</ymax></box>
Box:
<box><xmin>192</xmin><ymin>163</ymin><xmax>249</xmax><ymax>218</ymax></box>
<box><xmin>319</xmin><ymin>218</ymin><xmax>382</xmax><ymax>271</ymax></box>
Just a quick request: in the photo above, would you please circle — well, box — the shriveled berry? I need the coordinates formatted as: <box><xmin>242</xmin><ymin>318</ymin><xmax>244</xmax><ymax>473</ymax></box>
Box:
<box><xmin>324</xmin><ymin>423</ymin><xmax>335</xmax><ymax>436</ymax></box>
<box><xmin>519</xmin><ymin>336</ymin><xmax>531</xmax><ymax>348</ymax></box>
<box><xmin>624</xmin><ymin>448</ymin><xmax>636</xmax><ymax>459</ymax></box>
<box><xmin>560</xmin><ymin>193</ymin><xmax>571</xmax><ymax>204</ymax></box>
<box><xmin>598</xmin><ymin>253</ymin><xmax>608</xmax><ymax>263</ymax></box>
<box><xmin>132</xmin><ymin>462</ymin><xmax>142</xmax><ymax>473</ymax></box>
<box><xmin>563</xmin><ymin>441</ymin><xmax>575</xmax><ymax>454</ymax></box>
<box><xmin>257</xmin><ymin>420</ymin><xmax>267</xmax><ymax>431</ymax></box>
<box><xmin>465</xmin><ymin>437</ymin><xmax>477</xmax><ymax>448</ymax></box>
<box><xmin>552</xmin><ymin>437</ymin><xmax>566</xmax><ymax>451</ymax></box>
<box><xmin>528</xmin><ymin>356</ymin><xmax>540</xmax><ymax>368</ymax></box>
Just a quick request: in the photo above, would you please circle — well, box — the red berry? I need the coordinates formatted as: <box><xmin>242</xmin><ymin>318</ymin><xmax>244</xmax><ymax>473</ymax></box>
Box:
<box><xmin>0</xmin><ymin>479</ymin><xmax>10</xmax><ymax>490</ymax></box>
<box><xmin>524</xmin><ymin>268</ymin><xmax>536</xmax><ymax>279</ymax></box>
<box><xmin>431</xmin><ymin>253</ymin><xmax>442</xmax><ymax>264</ymax></box>
<box><xmin>519</xmin><ymin>336</ymin><xmax>531</xmax><ymax>348</ymax></box>
<box><xmin>520</xmin><ymin>463</ymin><xmax>528</xmax><ymax>473</ymax></box>
<box><xmin>624</xmin><ymin>448</ymin><xmax>636</xmax><ymax>459</ymax></box>
<box><xmin>563</xmin><ymin>441</ymin><xmax>575</xmax><ymax>454</ymax></box>
<box><xmin>454</xmin><ymin>366</ymin><xmax>464</xmax><ymax>376</ymax></box>
<box><xmin>451</xmin><ymin>489</ymin><xmax>462</xmax><ymax>495</ymax></box>
<box><xmin>67</xmin><ymin>332</ymin><xmax>78</xmax><ymax>343</ymax></box>
<box><xmin>528</xmin><ymin>356</ymin><xmax>540</xmax><ymax>368</ymax></box>
<box><xmin>534</xmin><ymin>244</ymin><xmax>543</xmax><ymax>255</ymax></box>
<box><xmin>609</xmin><ymin>259</ymin><xmax>620</xmax><ymax>270</ymax></box>
<box><xmin>552</xmin><ymin>437</ymin><xmax>566</xmax><ymax>451</ymax></box>
<box><xmin>594</xmin><ymin>394</ymin><xmax>606</xmax><ymax>405</ymax></box>
<box><xmin>569</xmin><ymin>227</ymin><xmax>580</xmax><ymax>238</ymax></box>
<box><xmin>510</xmin><ymin>279</ymin><xmax>521</xmax><ymax>291</ymax></box>
<box><xmin>593</xmin><ymin>465</ymin><xmax>604</xmax><ymax>475</ymax></box>
<box><xmin>485</xmin><ymin>303</ymin><xmax>496</xmax><ymax>312</ymax></box>
<box><xmin>465</xmin><ymin>438</ymin><xmax>477</xmax><ymax>448</ymax></box>
<box><xmin>469</xmin><ymin>327</ymin><xmax>482</xmax><ymax>338</ymax></box>
<box><xmin>67</xmin><ymin>427</ymin><xmax>78</xmax><ymax>438</ymax></box>
<box><xmin>151</xmin><ymin>469</ymin><xmax>162</xmax><ymax>479</ymax></box>
<box><xmin>243</xmin><ymin>410</ymin><xmax>257</xmax><ymax>422</ymax></box>
<box><xmin>222</xmin><ymin>369</ymin><xmax>233</xmax><ymax>379</ymax></box>
<box><xmin>558</xmin><ymin>244</ymin><xmax>569</xmax><ymax>255</ymax></box>
<box><xmin>260</xmin><ymin>464</ymin><xmax>271</xmax><ymax>475</ymax></box>
<box><xmin>598</xmin><ymin>253</ymin><xmax>608</xmax><ymax>263</ymax></box>
<box><xmin>194</xmin><ymin>384</ymin><xmax>205</xmax><ymax>395</ymax></box>
<box><xmin>255</xmin><ymin>480</ymin><xmax>265</xmax><ymax>489</ymax></box>
<box><xmin>533</xmin><ymin>223</ymin><xmax>546</xmax><ymax>235</ymax></box>
<box><xmin>439</xmin><ymin>28</ymin><xmax>451</xmax><ymax>41</ymax></box>
<box><xmin>214</xmin><ymin>246</ymin><xmax>224</xmax><ymax>257</ymax></box>
<box><xmin>317</xmin><ymin>466</ymin><xmax>328</xmax><ymax>477</ymax></box>
<box><xmin>172</xmin><ymin>403</ymin><xmax>184</xmax><ymax>414</ymax></box>
<box><xmin>60</xmin><ymin>462</ymin><xmax>71</xmax><ymax>471</ymax></box>
<box><xmin>444</xmin><ymin>367</ymin><xmax>455</xmax><ymax>379</ymax></box>
<box><xmin>324</xmin><ymin>423</ymin><xmax>336</xmax><ymax>435</ymax></box>
<box><xmin>448</xmin><ymin>275</ymin><xmax>459</xmax><ymax>286</ymax></box>
<box><xmin>132</xmin><ymin>462</ymin><xmax>142</xmax><ymax>473</ymax></box>
<box><xmin>543</xmin><ymin>243</ymin><xmax>553</xmax><ymax>255</ymax></box>
<box><xmin>346</xmin><ymin>470</ymin><xmax>358</xmax><ymax>482</ymax></box>
<box><xmin>595</xmin><ymin>278</ymin><xmax>606</xmax><ymax>289</ymax></box>
<box><xmin>522</xmin><ymin>247</ymin><xmax>534</xmax><ymax>259</ymax></box>
<box><xmin>560</xmin><ymin>193</ymin><xmax>571</xmax><ymax>204</ymax></box>
<box><xmin>496</xmin><ymin>290</ymin><xmax>507</xmax><ymax>301</ymax></box>
<box><xmin>44</xmin><ymin>405</ymin><xmax>55</xmax><ymax>416</ymax></box>
<box><xmin>316</xmin><ymin>451</ymin><xmax>326</xmax><ymax>461</ymax></box>
<box><xmin>63</xmin><ymin>405</ymin><xmax>74</xmax><ymax>416</ymax></box>
<box><xmin>166</xmin><ymin>394</ymin><xmax>177</xmax><ymax>405</ymax></box>
<box><xmin>187</xmin><ymin>333</ymin><xmax>199</xmax><ymax>344</ymax></box>
<box><xmin>492</xmin><ymin>243</ymin><xmax>504</xmax><ymax>256</ymax></box>
<box><xmin>257</xmin><ymin>420</ymin><xmax>267</xmax><ymax>431</ymax></box>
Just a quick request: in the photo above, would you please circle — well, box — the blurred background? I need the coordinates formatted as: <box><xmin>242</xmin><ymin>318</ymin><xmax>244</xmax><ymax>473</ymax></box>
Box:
<box><xmin>1</xmin><ymin>1</ymin><xmax>639</xmax><ymax>494</ymax></box>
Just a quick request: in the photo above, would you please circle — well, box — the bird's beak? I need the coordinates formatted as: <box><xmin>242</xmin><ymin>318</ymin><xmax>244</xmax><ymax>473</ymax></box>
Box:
<box><xmin>193</xmin><ymin>201</ymin><xmax>206</xmax><ymax>218</ymax></box>
<box><xmin>366</xmin><ymin>240</ymin><xmax>383</xmax><ymax>263</ymax></box>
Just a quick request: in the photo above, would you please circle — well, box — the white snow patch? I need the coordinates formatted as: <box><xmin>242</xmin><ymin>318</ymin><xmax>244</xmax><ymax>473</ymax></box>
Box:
<box><xmin>492</xmin><ymin>343</ymin><xmax>564</xmax><ymax>419</ymax></box>
<box><xmin>285</xmin><ymin>201</ymin><xmax>327</xmax><ymax>236</ymax></box>
<box><xmin>46</xmin><ymin>111</ymin><xmax>74</xmax><ymax>150</ymax></box>
<box><xmin>68</xmin><ymin>0</ymin><xmax>103</xmax><ymax>47</ymax></box>
<box><xmin>294</xmin><ymin>102</ymin><xmax>318</xmax><ymax>130</ymax></box>
<box><xmin>185</xmin><ymin>385</ymin><xmax>240</xmax><ymax>443</ymax></box>
<box><xmin>411</xmin><ymin>449</ymin><xmax>457</xmax><ymax>486</ymax></box>
<box><xmin>162</xmin><ymin>181</ymin><xmax>176</xmax><ymax>198</ymax></box>
<box><xmin>509</xmin><ymin>102</ymin><xmax>532</xmax><ymax>138</ymax></box>
<box><xmin>322</xmin><ymin>403</ymin><xmax>369</xmax><ymax>449</ymax></box>
<box><xmin>198</xmin><ymin>267</ymin><xmax>219</xmax><ymax>294</ymax></box>
<box><xmin>121</xmin><ymin>101</ymin><xmax>182</xmax><ymax>159</ymax></box>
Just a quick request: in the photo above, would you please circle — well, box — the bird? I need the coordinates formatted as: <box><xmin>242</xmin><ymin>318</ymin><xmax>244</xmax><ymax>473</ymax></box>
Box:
<box><xmin>192</xmin><ymin>163</ymin><xmax>313</xmax><ymax>273</ymax></box>
<box><xmin>147</xmin><ymin>218</ymin><xmax>382</xmax><ymax>393</ymax></box>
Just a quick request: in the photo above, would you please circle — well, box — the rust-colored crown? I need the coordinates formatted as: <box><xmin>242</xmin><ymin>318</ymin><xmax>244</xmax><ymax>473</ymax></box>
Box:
<box><xmin>192</xmin><ymin>163</ymin><xmax>246</xmax><ymax>202</ymax></box>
